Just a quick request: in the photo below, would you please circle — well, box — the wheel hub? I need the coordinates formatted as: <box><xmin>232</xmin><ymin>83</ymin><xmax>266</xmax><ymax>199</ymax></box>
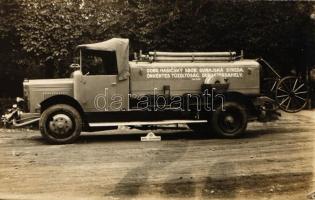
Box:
<box><xmin>219</xmin><ymin>110</ymin><xmax>241</xmax><ymax>133</ymax></box>
<box><xmin>289</xmin><ymin>91</ymin><xmax>295</xmax><ymax>98</ymax></box>
<box><xmin>224</xmin><ymin>115</ymin><xmax>235</xmax><ymax>124</ymax></box>
<box><xmin>49</xmin><ymin>114</ymin><xmax>73</xmax><ymax>135</ymax></box>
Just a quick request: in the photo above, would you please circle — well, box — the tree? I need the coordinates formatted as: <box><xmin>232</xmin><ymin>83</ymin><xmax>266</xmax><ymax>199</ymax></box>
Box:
<box><xmin>0</xmin><ymin>0</ymin><xmax>314</xmax><ymax>98</ymax></box>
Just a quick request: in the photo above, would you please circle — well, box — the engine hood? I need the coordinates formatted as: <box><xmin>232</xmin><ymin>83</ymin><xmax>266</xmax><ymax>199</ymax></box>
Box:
<box><xmin>23</xmin><ymin>78</ymin><xmax>74</xmax><ymax>113</ymax></box>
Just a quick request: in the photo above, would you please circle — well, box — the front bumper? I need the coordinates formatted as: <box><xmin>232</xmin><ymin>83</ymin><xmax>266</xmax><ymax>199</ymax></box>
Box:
<box><xmin>1</xmin><ymin>98</ymin><xmax>40</xmax><ymax>127</ymax></box>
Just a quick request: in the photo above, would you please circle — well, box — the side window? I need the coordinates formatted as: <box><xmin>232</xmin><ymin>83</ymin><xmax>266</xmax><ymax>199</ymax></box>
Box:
<box><xmin>82</xmin><ymin>50</ymin><xmax>118</xmax><ymax>75</ymax></box>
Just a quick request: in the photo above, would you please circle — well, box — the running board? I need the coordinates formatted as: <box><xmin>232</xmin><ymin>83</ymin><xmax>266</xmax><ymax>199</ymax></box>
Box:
<box><xmin>89</xmin><ymin>120</ymin><xmax>207</xmax><ymax>127</ymax></box>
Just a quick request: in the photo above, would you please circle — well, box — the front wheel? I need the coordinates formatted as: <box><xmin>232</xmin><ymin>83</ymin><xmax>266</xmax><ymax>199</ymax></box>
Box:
<box><xmin>210</xmin><ymin>102</ymin><xmax>247</xmax><ymax>138</ymax></box>
<box><xmin>39</xmin><ymin>104</ymin><xmax>82</xmax><ymax>144</ymax></box>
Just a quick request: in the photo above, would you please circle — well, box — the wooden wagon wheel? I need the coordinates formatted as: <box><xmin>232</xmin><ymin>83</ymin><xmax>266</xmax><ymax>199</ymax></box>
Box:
<box><xmin>275</xmin><ymin>76</ymin><xmax>308</xmax><ymax>113</ymax></box>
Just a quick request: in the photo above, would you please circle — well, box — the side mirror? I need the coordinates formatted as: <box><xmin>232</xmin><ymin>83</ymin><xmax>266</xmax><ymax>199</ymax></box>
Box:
<box><xmin>70</xmin><ymin>63</ymin><xmax>80</xmax><ymax>70</ymax></box>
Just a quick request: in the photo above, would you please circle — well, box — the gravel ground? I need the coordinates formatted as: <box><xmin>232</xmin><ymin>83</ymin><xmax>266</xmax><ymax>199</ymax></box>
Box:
<box><xmin>0</xmin><ymin>110</ymin><xmax>315</xmax><ymax>200</ymax></box>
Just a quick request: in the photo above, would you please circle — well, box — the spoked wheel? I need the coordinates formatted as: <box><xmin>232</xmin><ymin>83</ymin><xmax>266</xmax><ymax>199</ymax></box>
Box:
<box><xmin>275</xmin><ymin>76</ymin><xmax>308</xmax><ymax>113</ymax></box>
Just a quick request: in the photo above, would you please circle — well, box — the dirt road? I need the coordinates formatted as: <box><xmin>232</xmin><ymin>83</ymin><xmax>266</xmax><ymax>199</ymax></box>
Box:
<box><xmin>0</xmin><ymin>111</ymin><xmax>315</xmax><ymax>200</ymax></box>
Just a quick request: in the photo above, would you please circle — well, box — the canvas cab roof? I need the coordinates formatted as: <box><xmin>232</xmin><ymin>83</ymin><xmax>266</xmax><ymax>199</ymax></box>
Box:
<box><xmin>76</xmin><ymin>38</ymin><xmax>130</xmax><ymax>80</ymax></box>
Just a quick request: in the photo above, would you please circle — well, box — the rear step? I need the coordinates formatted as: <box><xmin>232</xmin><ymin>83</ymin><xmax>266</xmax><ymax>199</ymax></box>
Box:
<box><xmin>89</xmin><ymin>120</ymin><xmax>207</xmax><ymax>127</ymax></box>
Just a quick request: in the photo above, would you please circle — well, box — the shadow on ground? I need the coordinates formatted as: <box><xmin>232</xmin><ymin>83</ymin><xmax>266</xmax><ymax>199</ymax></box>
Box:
<box><xmin>27</xmin><ymin>126</ymin><xmax>312</xmax><ymax>145</ymax></box>
<box><xmin>76</xmin><ymin>127</ymin><xmax>311</xmax><ymax>144</ymax></box>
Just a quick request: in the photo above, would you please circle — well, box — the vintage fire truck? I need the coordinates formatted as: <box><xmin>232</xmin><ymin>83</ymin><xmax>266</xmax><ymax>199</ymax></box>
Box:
<box><xmin>1</xmin><ymin>38</ymin><xmax>309</xmax><ymax>144</ymax></box>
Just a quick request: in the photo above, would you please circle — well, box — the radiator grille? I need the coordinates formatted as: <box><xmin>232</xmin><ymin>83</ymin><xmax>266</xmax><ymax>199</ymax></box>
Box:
<box><xmin>42</xmin><ymin>92</ymin><xmax>68</xmax><ymax>100</ymax></box>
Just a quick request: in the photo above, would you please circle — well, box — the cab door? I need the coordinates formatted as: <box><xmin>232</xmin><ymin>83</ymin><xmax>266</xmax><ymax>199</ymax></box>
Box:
<box><xmin>81</xmin><ymin>75</ymin><xmax>118</xmax><ymax>112</ymax></box>
<box><xmin>74</xmin><ymin>50</ymin><xmax>127</xmax><ymax>112</ymax></box>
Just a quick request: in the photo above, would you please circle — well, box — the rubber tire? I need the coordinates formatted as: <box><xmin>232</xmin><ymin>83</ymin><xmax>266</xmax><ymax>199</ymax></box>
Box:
<box><xmin>39</xmin><ymin>104</ymin><xmax>82</xmax><ymax>144</ymax></box>
<box><xmin>210</xmin><ymin>102</ymin><xmax>247</xmax><ymax>138</ymax></box>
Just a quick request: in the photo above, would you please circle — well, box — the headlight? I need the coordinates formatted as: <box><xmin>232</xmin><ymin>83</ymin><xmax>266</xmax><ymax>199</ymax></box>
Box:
<box><xmin>15</xmin><ymin>97</ymin><xmax>26</xmax><ymax>111</ymax></box>
<box><xmin>16</xmin><ymin>97</ymin><xmax>24</xmax><ymax>103</ymax></box>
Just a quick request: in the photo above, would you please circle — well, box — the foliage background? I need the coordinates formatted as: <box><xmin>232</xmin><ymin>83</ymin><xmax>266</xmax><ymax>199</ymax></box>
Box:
<box><xmin>0</xmin><ymin>0</ymin><xmax>315</xmax><ymax>100</ymax></box>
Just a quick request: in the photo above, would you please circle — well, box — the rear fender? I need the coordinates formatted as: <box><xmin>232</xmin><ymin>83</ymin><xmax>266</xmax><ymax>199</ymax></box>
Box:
<box><xmin>221</xmin><ymin>92</ymin><xmax>258</xmax><ymax>117</ymax></box>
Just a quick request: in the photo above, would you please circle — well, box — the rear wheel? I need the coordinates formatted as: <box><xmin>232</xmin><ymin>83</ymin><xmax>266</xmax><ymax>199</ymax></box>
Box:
<box><xmin>39</xmin><ymin>104</ymin><xmax>82</xmax><ymax>144</ymax></box>
<box><xmin>210</xmin><ymin>102</ymin><xmax>247</xmax><ymax>138</ymax></box>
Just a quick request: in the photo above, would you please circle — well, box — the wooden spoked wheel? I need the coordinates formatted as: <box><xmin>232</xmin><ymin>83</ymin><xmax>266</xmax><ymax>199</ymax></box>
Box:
<box><xmin>275</xmin><ymin>76</ymin><xmax>308</xmax><ymax>113</ymax></box>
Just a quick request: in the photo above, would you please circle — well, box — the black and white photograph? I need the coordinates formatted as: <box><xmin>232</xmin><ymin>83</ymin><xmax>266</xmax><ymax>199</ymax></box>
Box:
<box><xmin>1</xmin><ymin>0</ymin><xmax>315</xmax><ymax>199</ymax></box>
